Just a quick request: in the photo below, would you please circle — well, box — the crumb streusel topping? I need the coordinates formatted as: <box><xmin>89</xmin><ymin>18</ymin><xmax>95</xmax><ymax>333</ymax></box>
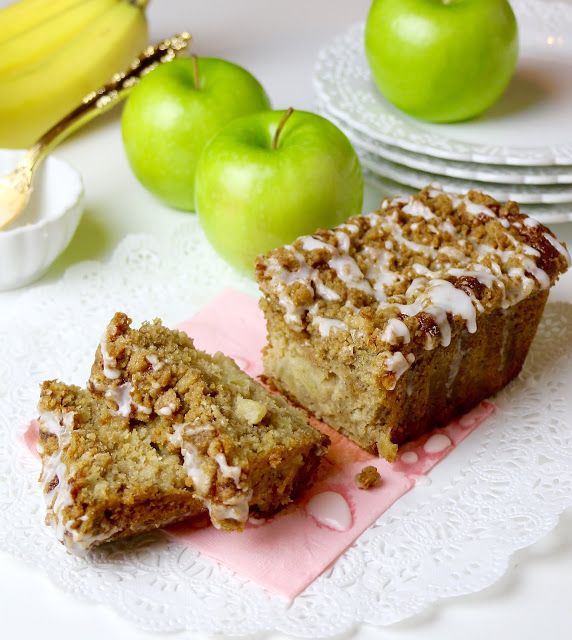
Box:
<box><xmin>257</xmin><ymin>185</ymin><xmax>570</xmax><ymax>390</ymax></box>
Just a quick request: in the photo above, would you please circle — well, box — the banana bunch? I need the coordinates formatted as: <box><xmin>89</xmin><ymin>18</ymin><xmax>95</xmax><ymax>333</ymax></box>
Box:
<box><xmin>0</xmin><ymin>0</ymin><xmax>150</xmax><ymax>148</ymax></box>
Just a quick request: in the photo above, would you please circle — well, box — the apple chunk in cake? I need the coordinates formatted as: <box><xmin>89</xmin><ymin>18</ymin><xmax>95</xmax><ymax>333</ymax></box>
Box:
<box><xmin>88</xmin><ymin>313</ymin><xmax>329</xmax><ymax>530</ymax></box>
<box><xmin>256</xmin><ymin>185</ymin><xmax>570</xmax><ymax>460</ymax></box>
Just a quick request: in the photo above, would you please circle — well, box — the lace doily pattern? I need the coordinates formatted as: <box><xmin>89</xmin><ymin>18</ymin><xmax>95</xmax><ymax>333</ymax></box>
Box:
<box><xmin>1</xmin><ymin>219</ymin><xmax>571</xmax><ymax>637</ymax></box>
<box><xmin>313</xmin><ymin>0</ymin><xmax>572</xmax><ymax>165</ymax></box>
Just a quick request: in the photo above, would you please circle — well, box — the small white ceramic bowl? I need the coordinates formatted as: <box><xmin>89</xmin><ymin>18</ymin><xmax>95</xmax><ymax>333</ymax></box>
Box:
<box><xmin>0</xmin><ymin>149</ymin><xmax>84</xmax><ymax>291</ymax></box>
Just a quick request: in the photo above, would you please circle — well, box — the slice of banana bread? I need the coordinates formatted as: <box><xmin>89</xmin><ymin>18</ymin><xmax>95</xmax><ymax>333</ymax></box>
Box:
<box><xmin>256</xmin><ymin>185</ymin><xmax>570</xmax><ymax>460</ymax></box>
<box><xmin>88</xmin><ymin>313</ymin><xmax>329</xmax><ymax>530</ymax></box>
<box><xmin>38</xmin><ymin>380</ymin><xmax>205</xmax><ymax>553</ymax></box>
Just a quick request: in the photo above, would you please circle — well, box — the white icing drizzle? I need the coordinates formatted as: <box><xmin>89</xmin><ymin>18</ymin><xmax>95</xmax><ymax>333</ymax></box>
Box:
<box><xmin>397</xmin><ymin>279</ymin><xmax>477</xmax><ymax>348</ymax></box>
<box><xmin>412</xmin><ymin>263</ymin><xmax>438</xmax><ymax>277</ymax></box>
<box><xmin>328</xmin><ymin>255</ymin><xmax>375</xmax><ymax>295</ymax></box>
<box><xmin>65</xmin><ymin>525</ymin><xmax>122</xmax><ymax>554</ymax></box>
<box><xmin>39</xmin><ymin>410</ymin><xmax>76</xmax><ymax>544</ymax></box>
<box><xmin>364</xmin><ymin>246</ymin><xmax>396</xmax><ymax>301</ymax></box>
<box><xmin>382</xmin><ymin>196</ymin><xmax>408</xmax><ymax>209</ymax></box>
<box><xmin>170</xmin><ymin>422</ymin><xmax>250</xmax><ymax>528</ymax></box>
<box><xmin>100</xmin><ymin>338</ymin><xmax>121</xmax><ymax>379</ymax></box>
<box><xmin>424</xmin><ymin>433</ymin><xmax>451</xmax><ymax>454</ymax></box>
<box><xmin>380</xmin><ymin>318</ymin><xmax>410</xmax><ymax>345</ymax></box>
<box><xmin>461</xmin><ymin>198</ymin><xmax>495</xmax><ymax>218</ymax></box>
<box><xmin>385</xmin><ymin>352</ymin><xmax>415</xmax><ymax>389</ymax></box>
<box><xmin>102</xmin><ymin>381</ymin><xmax>151</xmax><ymax>418</ymax></box>
<box><xmin>335</xmin><ymin>230</ymin><xmax>351</xmax><ymax>253</ymax></box>
<box><xmin>429</xmin><ymin>279</ymin><xmax>477</xmax><ymax>334</ymax></box>
<box><xmin>210</xmin><ymin>492</ymin><xmax>252</xmax><ymax>530</ymax></box>
<box><xmin>339</xmin><ymin>223</ymin><xmax>359</xmax><ymax>233</ymax></box>
<box><xmin>447</xmin><ymin>268</ymin><xmax>500</xmax><ymax>289</ymax></box>
<box><xmin>439</xmin><ymin>246</ymin><xmax>465</xmax><ymax>262</ymax></box>
<box><xmin>314</xmin><ymin>279</ymin><xmax>340</xmax><ymax>301</ymax></box>
<box><xmin>400</xmin><ymin>451</ymin><xmax>418</xmax><ymax>464</ymax></box>
<box><xmin>306</xmin><ymin>491</ymin><xmax>352</xmax><ymax>531</ymax></box>
<box><xmin>405</xmin><ymin>277</ymin><xmax>428</xmax><ymax>298</ymax></box>
<box><xmin>506</xmin><ymin>267</ymin><xmax>535</xmax><ymax>305</ymax></box>
<box><xmin>522</xmin><ymin>257</ymin><xmax>550</xmax><ymax>288</ymax></box>
<box><xmin>301</xmin><ymin>236</ymin><xmax>331</xmax><ymax>252</ymax></box>
<box><xmin>269</xmin><ymin>245</ymin><xmax>341</xmax><ymax>328</ymax></box>
<box><xmin>402</xmin><ymin>198</ymin><xmax>437</xmax><ymax>220</ymax></box>
<box><xmin>214</xmin><ymin>452</ymin><xmax>242</xmax><ymax>485</ymax></box>
<box><xmin>145</xmin><ymin>354</ymin><xmax>163</xmax><ymax>371</ymax></box>
<box><xmin>105</xmin><ymin>382</ymin><xmax>133</xmax><ymax>417</ymax></box>
<box><xmin>135</xmin><ymin>403</ymin><xmax>152</xmax><ymax>415</ymax></box>
<box><xmin>157</xmin><ymin>402</ymin><xmax>177</xmax><ymax>416</ymax></box>
<box><xmin>169</xmin><ymin>423</ymin><xmax>214</xmax><ymax>494</ymax></box>
<box><xmin>386</xmin><ymin>219</ymin><xmax>437</xmax><ymax>257</ymax></box>
<box><xmin>439</xmin><ymin>220</ymin><xmax>458</xmax><ymax>238</ymax></box>
<box><xmin>544</xmin><ymin>232</ymin><xmax>571</xmax><ymax>266</ymax></box>
<box><xmin>312</xmin><ymin>315</ymin><xmax>347</xmax><ymax>337</ymax></box>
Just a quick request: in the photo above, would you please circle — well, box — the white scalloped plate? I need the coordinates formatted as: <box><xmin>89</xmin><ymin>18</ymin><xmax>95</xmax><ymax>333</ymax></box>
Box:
<box><xmin>314</xmin><ymin>0</ymin><xmax>572</xmax><ymax>166</ymax></box>
<box><xmin>319</xmin><ymin>106</ymin><xmax>572</xmax><ymax>186</ymax></box>
<box><xmin>357</xmin><ymin>148</ymin><xmax>572</xmax><ymax>204</ymax></box>
<box><xmin>362</xmin><ymin>171</ymin><xmax>572</xmax><ymax>224</ymax></box>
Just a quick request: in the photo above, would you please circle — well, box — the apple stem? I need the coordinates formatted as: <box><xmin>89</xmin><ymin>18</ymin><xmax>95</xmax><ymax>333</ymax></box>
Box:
<box><xmin>272</xmin><ymin>107</ymin><xmax>294</xmax><ymax>150</ymax></box>
<box><xmin>191</xmin><ymin>54</ymin><xmax>200</xmax><ymax>89</ymax></box>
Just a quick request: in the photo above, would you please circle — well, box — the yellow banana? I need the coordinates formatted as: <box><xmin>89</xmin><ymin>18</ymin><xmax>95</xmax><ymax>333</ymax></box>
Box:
<box><xmin>0</xmin><ymin>0</ymin><xmax>149</xmax><ymax>148</ymax></box>
<box><xmin>0</xmin><ymin>0</ymin><xmax>119</xmax><ymax>77</ymax></box>
<box><xmin>0</xmin><ymin>0</ymin><xmax>88</xmax><ymax>43</ymax></box>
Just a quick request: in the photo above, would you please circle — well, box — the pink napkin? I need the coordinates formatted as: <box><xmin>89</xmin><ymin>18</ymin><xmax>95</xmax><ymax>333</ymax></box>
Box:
<box><xmin>24</xmin><ymin>289</ymin><xmax>494</xmax><ymax>600</ymax></box>
<box><xmin>169</xmin><ymin>289</ymin><xmax>494</xmax><ymax>599</ymax></box>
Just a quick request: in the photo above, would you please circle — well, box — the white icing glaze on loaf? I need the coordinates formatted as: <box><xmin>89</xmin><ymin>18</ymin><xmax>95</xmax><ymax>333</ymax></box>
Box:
<box><xmin>100</xmin><ymin>338</ymin><xmax>121</xmax><ymax>379</ymax></box>
<box><xmin>380</xmin><ymin>318</ymin><xmax>410</xmax><ymax>345</ymax></box>
<box><xmin>170</xmin><ymin>422</ymin><xmax>250</xmax><ymax>529</ymax></box>
<box><xmin>39</xmin><ymin>410</ymin><xmax>76</xmax><ymax>544</ymax></box>
<box><xmin>261</xmin><ymin>186</ymin><xmax>568</xmax><ymax>383</ymax></box>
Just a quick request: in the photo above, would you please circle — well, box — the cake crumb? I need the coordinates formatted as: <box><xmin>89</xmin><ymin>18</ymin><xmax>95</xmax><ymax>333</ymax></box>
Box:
<box><xmin>355</xmin><ymin>465</ymin><xmax>381</xmax><ymax>490</ymax></box>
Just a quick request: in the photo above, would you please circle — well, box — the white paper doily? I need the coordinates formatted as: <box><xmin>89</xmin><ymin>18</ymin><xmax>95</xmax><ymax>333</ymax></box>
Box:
<box><xmin>1</xmin><ymin>218</ymin><xmax>571</xmax><ymax>638</ymax></box>
<box><xmin>313</xmin><ymin>0</ymin><xmax>572</xmax><ymax>166</ymax></box>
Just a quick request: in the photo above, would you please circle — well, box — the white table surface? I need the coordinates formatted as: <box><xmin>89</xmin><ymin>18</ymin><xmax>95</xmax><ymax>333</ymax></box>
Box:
<box><xmin>1</xmin><ymin>1</ymin><xmax>571</xmax><ymax>638</ymax></box>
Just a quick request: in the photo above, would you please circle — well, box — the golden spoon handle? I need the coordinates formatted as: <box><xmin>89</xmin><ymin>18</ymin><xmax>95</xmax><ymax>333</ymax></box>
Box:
<box><xmin>26</xmin><ymin>32</ymin><xmax>192</xmax><ymax>168</ymax></box>
<box><xmin>0</xmin><ymin>32</ymin><xmax>191</xmax><ymax>232</ymax></box>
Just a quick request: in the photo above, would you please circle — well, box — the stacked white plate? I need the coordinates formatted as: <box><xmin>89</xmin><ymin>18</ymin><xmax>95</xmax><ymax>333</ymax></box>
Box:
<box><xmin>314</xmin><ymin>0</ymin><xmax>572</xmax><ymax>224</ymax></box>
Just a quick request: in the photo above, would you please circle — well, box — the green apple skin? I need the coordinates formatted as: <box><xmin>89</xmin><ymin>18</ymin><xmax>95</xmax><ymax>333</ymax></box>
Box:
<box><xmin>195</xmin><ymin>110</ymin><xmax>363</xmax><ymax>275</ymax></box>
<box><xmin>121</xmin><ymin>57</ymin><xmax>271</xmax><ymax>211</ymax></box>
<box><xmin>365</xmin><ymin>0</ymin><xmax>519</xmax><ymax>123</ymax></box>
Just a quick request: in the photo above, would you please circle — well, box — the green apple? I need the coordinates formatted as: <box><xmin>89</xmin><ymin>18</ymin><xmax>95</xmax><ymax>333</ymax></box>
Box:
<box><xmin>195</xmin><ymin>109</ymin><xmax>363</xmax><ymax>275</ymax></box>
<box><xmin>121</xmin><ymin>57</ymin><xmax>271</xmax><ymax>210</ymax></box>
<box><xmin>365</xmin><ymin>0</ymin><xmax>519</xmax><ymax>123</ymax></box>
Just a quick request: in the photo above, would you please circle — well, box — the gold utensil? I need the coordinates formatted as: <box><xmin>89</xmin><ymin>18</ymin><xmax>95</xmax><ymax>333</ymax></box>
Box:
<box><xmin>0</xmin><ymin>32</ymin><xmax>191</xmax><ymax>231</ymax></box>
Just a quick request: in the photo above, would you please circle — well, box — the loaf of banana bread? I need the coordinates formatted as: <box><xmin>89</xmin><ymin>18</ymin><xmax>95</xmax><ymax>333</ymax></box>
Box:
<box><xmin>256</xmin><ymin>185</ymin><xmax>570</xmax><ymax>460</ymax></box>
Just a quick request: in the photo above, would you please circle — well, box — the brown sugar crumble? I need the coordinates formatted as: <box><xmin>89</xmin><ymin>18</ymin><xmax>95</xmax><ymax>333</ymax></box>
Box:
<box><xmin>355</xmin><ymin>465</ymin><xmax>381</xmax><ymax>490</ymax></box>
